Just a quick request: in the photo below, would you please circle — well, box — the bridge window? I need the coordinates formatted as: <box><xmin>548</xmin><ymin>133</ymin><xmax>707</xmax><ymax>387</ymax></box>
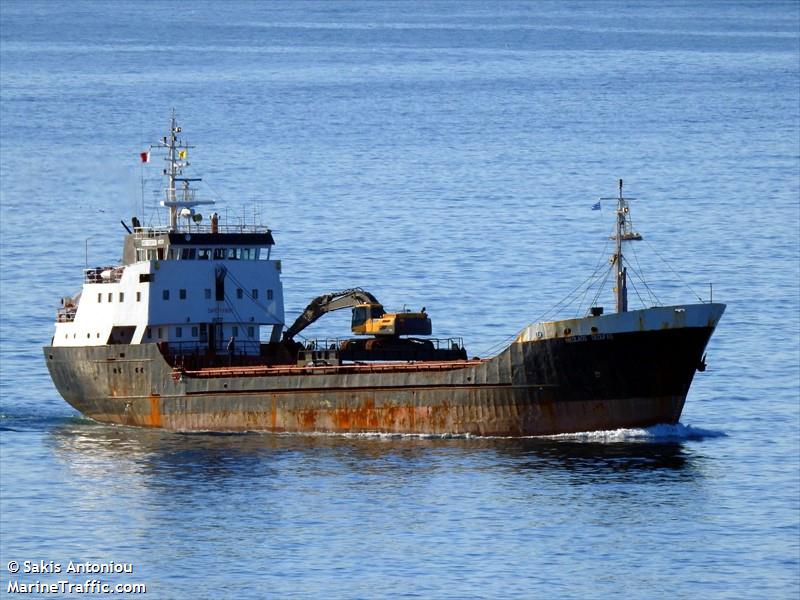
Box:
<box><xmin>252</xmin><ymin>289</ymin><xmax>258</xmax><ymax>299</ymax></box>
<box><xmin>146</xmin><ymin>327</ymin><xmax>151</xmax><ymax>339</ymax></box>
<box><xmin>108</xmin><ymin>293</ymin><xmax>113</xmax><ymax>302</ymax></box>
<box><xmin>119</xmin><ymin>292</ymin><xmax>124</xmax><ymax>302</ymax></box>
<box><xmin>181</xmin><ymin>248</ymin><xmax>196</xmax><ymax>260</ymax></box>
<box><xmin>98</xmin><ymin>293</ymin><xmax>102</xmax><ymax>303</ymax></box>
<box><xmin>228</xmin><ymin>248</ymin><xmax>241</xmax><ymax>260</ymax></box>
<box><xmin>191</xmin><ymin>326</ymin><xmax>198</xmax><ymax>337</ymax></box>
<box><xmin>267</xmin><ymin>289</ymin><xmax>274</xmax><ymax>300</ymax></box>
<box><xmin>232</xmin><ymin>326</ymin><xmax>239</xmax><ymax>337</ymax></box>
<box><xmin>163</xmin><ymin>290</ymin><xmax>169</xmax><ymax>300</ymax></box>
<box><xmin>213</xmin><ymin>248</ymin><xmax>226</xmax><ymax>260</ymax></box>
<box><xmin>198</xmin><ymin>248</ymin><xmax>211</xmax><ymax>260</ymax></box>
<box><xmin>136</xmin><ymin>291</ymin><xmax>141</xmax><ymax>302</ymax></box>
<box><xmin>248</xmin><ymin>326</ymin><xmax>255</xmax><ymax>338</ymax></box>
<box><xmin>179</xmin><ymin>289</ymin><xmax>187</xmax><ymax>300</ymax></box>
<box><xmin>176</xmin><ymin>326</ymin><xmax>182</xmax><ymax>338</ymax></box>
<box><xmin>236</xmin><ymin>288</ymin><xmax>243</xmax><ymax>299</ymax></box>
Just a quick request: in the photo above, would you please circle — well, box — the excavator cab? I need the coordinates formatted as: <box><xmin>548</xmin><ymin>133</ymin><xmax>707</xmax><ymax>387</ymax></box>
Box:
<box><xmin>351</xmin><ymin>303</ymin><xmax>432</xmax><ymax>337</ymax></box>
<box><xmin>351</xmin><ymin>304</ymin><xmax>386</xmax><ymax>331</ymax></box>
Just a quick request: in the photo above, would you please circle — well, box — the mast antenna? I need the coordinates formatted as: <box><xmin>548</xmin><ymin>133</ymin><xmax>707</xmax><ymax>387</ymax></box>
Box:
<box><xmin>143</xmin><ymin>111</ymin><xmax>214</xmax><ymax>231</ymax></box>
<box><xmin>600</xmin><ymin>179</ymin><xmax>642</xmax><ymax>313</ymax></box>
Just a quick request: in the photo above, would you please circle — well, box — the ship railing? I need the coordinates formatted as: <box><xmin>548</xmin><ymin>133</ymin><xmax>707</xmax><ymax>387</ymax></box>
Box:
<box><xmin>84</xmin><ymin>266</ymin><xmax>124</xmax><ymax>284</ymax></box>
<box><xmin>132</xmin><ymin>224</ymin><xmax>272</xmax><ymax>237</ymax></box>
<box><xmin>301</xmin><ymin>337</ymin><xmax>466</xmax><ymax>352</ymax></box>
<box><xmin>56</xmin><ymin>308</ymin><xmax>77</xmax><ymax>323</ymax></box>
<box><xmin>165</xmin><ymin>340</ymin><xmax>262</xmax><ymax>356</ymax></box>
<box><xmin>163</xmin><ymin>340</ymin><xmax>265</xmax><ymax>370</ymax></box>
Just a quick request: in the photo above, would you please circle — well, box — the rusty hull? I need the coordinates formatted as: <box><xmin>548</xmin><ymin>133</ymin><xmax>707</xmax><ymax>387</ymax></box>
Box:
<box><xmin>43</xmin><ymin>318</ymin><xmax>717</xmax><ymax>436</ymax></box>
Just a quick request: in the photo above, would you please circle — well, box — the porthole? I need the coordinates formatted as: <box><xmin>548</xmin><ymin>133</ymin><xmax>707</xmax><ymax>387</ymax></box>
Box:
<box><xmin>591</xmin><ymin>327</ymin><xmax>598</xmax><ymax>334</ymax></box>
<box><xmin>564</xmin><ymin>328</ymin><xmax>571</xmax><ymax>335</ymax></box>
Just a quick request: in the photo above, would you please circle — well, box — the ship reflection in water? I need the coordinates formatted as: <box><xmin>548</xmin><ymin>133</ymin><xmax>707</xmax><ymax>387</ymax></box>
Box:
<box><xmin>48</xmin><ymin>420</ymin><xmax>719</xmax><ymax>487</ymax></box>
<box><xmin>39</xmin><ymin>417</ymin><xmax>723</xmax><ymax>598</ymax></box>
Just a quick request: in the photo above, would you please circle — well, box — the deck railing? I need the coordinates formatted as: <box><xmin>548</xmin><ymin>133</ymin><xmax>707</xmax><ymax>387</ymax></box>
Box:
<box><xmin>300</xmin><ymin>337</ymin><xmax>466</xmax><ymax>352</ymax></box>
<box><xmin>133</xmin><ymin>224</ymin><xmax>271</xmax><ymax>237</ymax></box>
<box><xmin>84</xmin><ymin>266</ymin><xmax>123</xmax><ymax>284</ymax></box>
<box><xmin>56</xmin><ymin>308</ymin><xmax>77</xmax><ymax>323</ymax></box>
<box><xmin>166</xmin><ymin>340</ymin><xmax>262</xmax><ymax>356</ymax></box>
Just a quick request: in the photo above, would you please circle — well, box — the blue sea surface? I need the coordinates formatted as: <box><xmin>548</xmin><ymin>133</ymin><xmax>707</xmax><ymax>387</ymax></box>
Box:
<box><xmin>1</xmin><ymin>1</ymin><xmax>798</xmax><ymax>598</ymax></box>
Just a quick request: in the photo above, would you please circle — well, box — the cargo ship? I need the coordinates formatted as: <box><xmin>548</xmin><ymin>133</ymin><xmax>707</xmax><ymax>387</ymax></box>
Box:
<box><xmin>43</xmin><ymin>116</ymin><xmax>725</xmax><ymax>435</ymax></box>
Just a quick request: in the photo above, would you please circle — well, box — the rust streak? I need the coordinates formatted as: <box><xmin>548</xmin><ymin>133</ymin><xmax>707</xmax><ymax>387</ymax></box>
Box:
<box><xmin>147</xmin><ymin>394</ymin><xmax>162</xmax><ymax>428</ymax></box>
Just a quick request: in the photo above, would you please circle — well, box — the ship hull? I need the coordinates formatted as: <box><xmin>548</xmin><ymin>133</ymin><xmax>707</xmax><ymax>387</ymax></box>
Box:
<box><xmin>43</xmin><ymin>304</ymin><xmax>724</xmax><ymax>436</ymax></box>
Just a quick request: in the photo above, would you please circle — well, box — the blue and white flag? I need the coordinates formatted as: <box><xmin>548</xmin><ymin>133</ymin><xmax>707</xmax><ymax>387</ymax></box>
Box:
<box><xmin>591</xmin><ymin>201</ymin><xmax>601</xmax><ymax>210</ymax></box>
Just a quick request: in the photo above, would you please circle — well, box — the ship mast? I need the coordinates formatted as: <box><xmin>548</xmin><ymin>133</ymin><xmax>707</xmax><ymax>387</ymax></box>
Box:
<box><xmin>603</xmin><ymin>179</ymin><xmax>642</xmax><ymax>313</ymax></box>
<box><xmin>155</xmin><ymin>111</ymin><xmax>213</xmax><ymax>231</ymax></box>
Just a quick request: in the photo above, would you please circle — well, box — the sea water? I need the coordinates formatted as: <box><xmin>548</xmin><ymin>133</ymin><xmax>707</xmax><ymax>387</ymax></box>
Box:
<box><xmin>1</xmin><ymin>1</ymin><xmax>798</xmax><ymax>598</ymax></box>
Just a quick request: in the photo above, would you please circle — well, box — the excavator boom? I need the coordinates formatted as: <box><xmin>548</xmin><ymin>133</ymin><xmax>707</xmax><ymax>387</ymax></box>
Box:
<box><xmin>283</xmin><ymin>288</ymin><xmax>381</xmax><ymax>341</ymax></box>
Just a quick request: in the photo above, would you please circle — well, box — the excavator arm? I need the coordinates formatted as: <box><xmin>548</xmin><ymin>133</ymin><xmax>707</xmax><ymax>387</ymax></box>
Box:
<box><xmin>283</xmin><ymin>288</ymin><xmax>382</xmax><ymax>341</ymax></box>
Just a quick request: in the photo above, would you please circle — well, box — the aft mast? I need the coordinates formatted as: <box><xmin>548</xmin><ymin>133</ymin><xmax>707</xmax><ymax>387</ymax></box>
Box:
<box><xmin>603</xmin><ymin>179</ymin><xmax>642</xmax><ymax>313</ymax></box>
<box><xmin>152</xmin><ymin>111</ymin><xmax>213</xmax><ymax>231</ymax></box>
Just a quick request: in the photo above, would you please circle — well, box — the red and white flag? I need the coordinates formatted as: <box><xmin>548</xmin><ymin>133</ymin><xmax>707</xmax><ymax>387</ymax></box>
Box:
<box><xmin>140</xmin><ymin>151</ymin><xmax>150</xmax><ymax>163</ymax></box>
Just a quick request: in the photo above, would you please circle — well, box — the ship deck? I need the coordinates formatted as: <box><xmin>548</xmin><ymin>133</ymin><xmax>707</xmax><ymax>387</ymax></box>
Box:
<box><xmin>177</xmin><ymin>359</ymin><xmax>486</xmax><ymax>379</ymax></box>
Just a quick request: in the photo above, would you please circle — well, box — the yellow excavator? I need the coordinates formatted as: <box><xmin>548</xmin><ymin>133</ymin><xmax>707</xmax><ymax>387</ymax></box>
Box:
<box><xmin>283</xmin><ymin>288</ymin><xmax>466</xmax><ymax>362</ymax></box>
<box><xmin>283</xmin><ymin>288</ymin><xmax>431</xmax><ymax>341</ymax></box>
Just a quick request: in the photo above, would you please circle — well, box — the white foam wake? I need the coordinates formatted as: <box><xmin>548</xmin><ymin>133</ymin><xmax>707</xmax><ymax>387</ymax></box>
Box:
<box><xmin>538</xmin><ymin>423</ymin><xmax>726</xmax><ymax>443</ymax></box>
<box><xmin>265</xmin><ymin>423</ymin><xmax>725</xmax><ymax>442</ymax></box>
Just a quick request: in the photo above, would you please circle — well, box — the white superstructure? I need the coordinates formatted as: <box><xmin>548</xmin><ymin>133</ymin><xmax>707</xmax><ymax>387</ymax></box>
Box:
<box><xmin>52</xmin><ymin>114</ymin><xmax>285</xmax><ymax>355</ymax></box>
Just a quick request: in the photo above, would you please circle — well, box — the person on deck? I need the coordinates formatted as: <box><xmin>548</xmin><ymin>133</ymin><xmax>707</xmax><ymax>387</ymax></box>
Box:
<box><xmin>227</xmin><ymin>336</ymin><xmax>235</xmax><ymax>365</ymax></box>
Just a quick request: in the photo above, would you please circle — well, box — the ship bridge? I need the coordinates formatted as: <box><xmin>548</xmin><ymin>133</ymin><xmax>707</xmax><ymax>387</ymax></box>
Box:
<box><xmin>122</xmin><ymin>222</ymin><xmax>275</xmax><ymax>264</ymax></box>
<box><xmin>51</xmin><ymin>114</ymin><xmax>286</xmax><ymax>356</ymax></box>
